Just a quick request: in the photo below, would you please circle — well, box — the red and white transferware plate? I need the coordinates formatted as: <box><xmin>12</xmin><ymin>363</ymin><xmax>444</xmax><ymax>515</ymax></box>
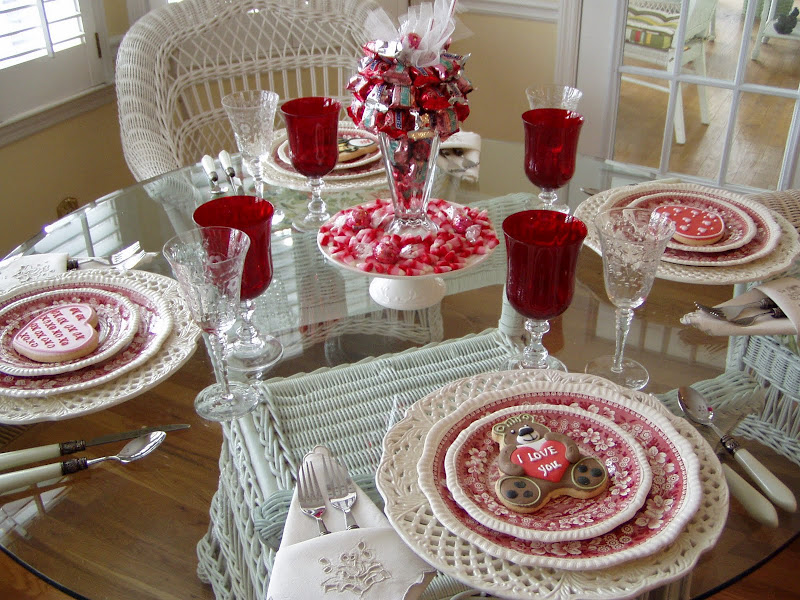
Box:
<box><xmin>317</xmin><ymin>198</ymin><xmax>499</xmax><ymax>278</ymax></box>
<box><xmin>416</xmin><ymin>378</ymin><xmax>702</xmax><ymax>570</ymax></box>
<box><xmin>629</xmin><ymin>192</ymin><xmax>756</xmax><ymax>253</ymax></box>
<box><xmin>0</xmin><ymin>289</ymin><xmax>139</xmax><ymax>377</ymax></box>
<box><xmin>443</xmin><ymin>404</ymin><xmax>652</xmax><ymax>543</ymax></box>
<box><xmin>601</xmin><ymin>184</ymin><xmax>781</xmax><ymax>267</ymax></box>
<box><xmin>0</xmin><ymin>276</ymin><xmax>173</xmax><ymax>398</ymax></box>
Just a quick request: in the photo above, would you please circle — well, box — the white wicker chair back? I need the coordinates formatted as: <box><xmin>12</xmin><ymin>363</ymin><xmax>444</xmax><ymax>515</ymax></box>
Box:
<box><xmin>115</xmin><ymin>0</ymin><xmax>379</xmax><ymax>181</ymax></box>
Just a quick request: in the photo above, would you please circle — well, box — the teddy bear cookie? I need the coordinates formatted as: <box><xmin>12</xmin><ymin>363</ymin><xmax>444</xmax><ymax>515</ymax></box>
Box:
<box><xmin>491</xmin><ymin>413</ymin><xmax>608</xmax><ymax>513</ymax></box>
<box><xmin>654</xmin><ymin>204</ymin><xmax>725</xmax><ymax>246</ymax></box>
<box><xmin>12</xmin><ymin>303</ymin><xmax>100</xmax><ymax>363</ymax></box>
<box><xmin>338</xmin><ymin>135</ymin><xmax>377</xmax><ymax>163</ymax></box>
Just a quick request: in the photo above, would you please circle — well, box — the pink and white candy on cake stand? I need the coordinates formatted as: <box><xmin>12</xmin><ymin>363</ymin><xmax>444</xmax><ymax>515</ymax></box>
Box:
<box><xmin>318</xmin><ymin>198</ymin><xmax>498</xmax><ymax>309</ymax></box>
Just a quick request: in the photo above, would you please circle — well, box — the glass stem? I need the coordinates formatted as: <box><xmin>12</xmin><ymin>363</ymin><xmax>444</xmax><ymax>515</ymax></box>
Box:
<box><xmin>521</xmin><ymin>318</ymin><xmax>550</xmax><ymax>369</ymax></box>
<box><xmin>207</xmin><ymin>331</ymin><xmax>234</xmax><ymax>400</ymax></box>
<box><xmin>307</xmin><ymin>177</ymin><xmax>328</xmax><ymax>219</ymax></box>
<box><xmin>253</xmin><ymin>160</ymin><xmax>265</xmax><ymax>198</ymax></box>
<box><xmin>237</xmin><ymin>299</ymin><xmax>260</xmax><ymax>345</ymax></box>
<box><xmin>612</xmin><ymin>307</ymin><xmax>635</xmax><ymax>373</ymax></box>
<box><xmin>537</xmin><ymin>188</ymin><xmax>558</xmax><ymax>208</ymax></box>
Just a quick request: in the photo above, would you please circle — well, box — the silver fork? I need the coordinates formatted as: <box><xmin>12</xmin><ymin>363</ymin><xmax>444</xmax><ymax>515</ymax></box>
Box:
<box><xmin>729</xmin><ymin>307</ymin><xmax>785</xmax><ymax>326</ymax></box>
<box><xmin>322</xmin><ymin>454</ymin><xmax>359</xmax><ymax>530</ymax></box>
<box><xmin>694</xmin><ymin>298</ymin><xmax>777</xmax><ymax>321</ymax></box>
<box><xmin>297</xmin><ymin>461</ymin><xmax>329</xmax><ymax>536</ymax></box>
<box><xmin>70</xmin><ymin>241</ymin><xmax>142</xmax><ymax>267</ymax></box>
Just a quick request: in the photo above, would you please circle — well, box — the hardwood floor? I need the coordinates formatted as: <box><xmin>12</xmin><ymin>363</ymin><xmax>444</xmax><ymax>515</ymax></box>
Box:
<box><xmin>615</xmin><ymin>0</ymin><xmax>800</xmax><ymax>190</ymax></box>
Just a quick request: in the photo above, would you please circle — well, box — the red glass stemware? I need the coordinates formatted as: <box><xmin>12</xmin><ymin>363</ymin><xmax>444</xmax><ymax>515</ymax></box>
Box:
<box><xmin>522</xmin><ymin>108</ymin><xmax>584</xmax><ymax>211</ymax></box>
<box><xmin>503</xmin><ymin>210</ymin><xmax>587</xmax><ymax>370</ymax></box>
<box><xmin>193</xmin><ymin>195</ymin><xmax>283</xmax><ymax>372</ymax></box>
<box><xmin>280</xmin><ymin>97</ymin><xmax>341</xmax><ymax>232</ymax></box>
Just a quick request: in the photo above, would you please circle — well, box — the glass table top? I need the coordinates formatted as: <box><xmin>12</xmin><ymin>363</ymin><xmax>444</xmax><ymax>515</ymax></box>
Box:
<box><xmin>0</xmin><ymin>145</ymin><xmax>796</xmax><ymax>600</ymax></box>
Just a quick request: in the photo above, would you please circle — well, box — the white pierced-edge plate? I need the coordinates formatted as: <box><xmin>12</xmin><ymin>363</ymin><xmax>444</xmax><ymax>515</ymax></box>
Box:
<box><xmin>575</xmin><ymin>186</ymin><xmax>800</xmax><ymax>284</ymax></box>
<box><xmin>441</xmin><ymin>404</ymin><xmax>653</xmax><ymax>544</ymax></box>
<box><xmin>0</xmin><ymin>288</ymin><xmax>140</xmax><ymax>377</ymax></box>
<box><xmin>0</xmin><ymin>269</ymin><xmax>199</xmax><ymax>422</ymax></box>
<box><xmin>416</xmin><ymin>377</ymin><xmax>699</xmax><ymax>570</ymax></box>
<box><xmin>378</xmin><ymin>370</ymin><xmax>727</xmax><ymax>599</ymax></box>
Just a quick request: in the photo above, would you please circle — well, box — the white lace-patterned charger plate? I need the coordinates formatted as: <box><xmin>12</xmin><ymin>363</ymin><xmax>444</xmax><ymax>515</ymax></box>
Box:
<box><xmin>414</xmin><ymin>377</ymin><xmax>698</xmax><ymax>570</ymax></box>
<box><xmin>378</xmin><ymin>370</ymin><xmax>727</xmax><ymax>599</ymax></box>
<box><xmin>628</xmin><ymin>192</ymin><xmax>756</xmax><ymax>254</ymax></box>
<box><xmin>438</xmin><ymin>403</ymin><xmax>652</xmax><ymax>544</ymax></box>
<box><xmin>603</xmin><ymin>184</ymin><xmax>779</xmax><ymax>267</ymax></box>
<box><xmin>575</xmin><ymin>183</ymin><xmax>800</xmax><ymax>284</ymax></box>
<box><xmin>0</xmin><ymin>270</ymin><xmax>200</xmax><ymax>422</ymax></box>
<box><xmin>0</xmin><ymin>288</ymin><xmax>140</xmax><ymax>377</ymax></box>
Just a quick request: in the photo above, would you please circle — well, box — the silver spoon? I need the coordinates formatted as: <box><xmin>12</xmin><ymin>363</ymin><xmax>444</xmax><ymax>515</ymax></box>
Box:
<box><xmin>0</xmin><ymin>431</ymin><xmax>166</xmax><ymax>495</ymax></box>
<box><xmin>678</xmin><ymin>386</ymin><xmax>796</xmax><ymax>512</ymax></box>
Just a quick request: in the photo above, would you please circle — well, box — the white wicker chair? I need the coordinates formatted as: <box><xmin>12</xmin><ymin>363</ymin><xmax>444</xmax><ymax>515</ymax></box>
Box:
<box><xmin>115</xmin><ymin>0</ymin><xmax>379</xmax><ymax>182</ymax></box>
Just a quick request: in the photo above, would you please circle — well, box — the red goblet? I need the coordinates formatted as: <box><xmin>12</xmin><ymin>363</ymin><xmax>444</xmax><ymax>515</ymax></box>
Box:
<box><xmin>503</xmin><ymin>210</ymin><xmax>587</xmax><ymax>370</ymax></box>
<box><xmin>522</xmin><ymin>108</ymin><xmax>584</xmax><ymax>213</ymax></box>
<box><xmin>280</xmin><ymin>97</ymin><xmax>341</xmax><ymax>232</ymax></box>
<box><xmin>193</xmin><ymin>195</ymin><xmax>283</xmax><ymax>373</ymax></box>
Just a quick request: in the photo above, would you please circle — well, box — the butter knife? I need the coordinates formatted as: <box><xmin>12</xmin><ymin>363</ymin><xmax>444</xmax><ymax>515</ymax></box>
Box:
<box><xmin>0</xmin><ymin>424</ymin><xmax>189</xmax><ymax>471</ymax></box>
<box><xmin>201</xmin><ymin>155</ymin><xmax>228</xmax><ymax>194</ymax></box>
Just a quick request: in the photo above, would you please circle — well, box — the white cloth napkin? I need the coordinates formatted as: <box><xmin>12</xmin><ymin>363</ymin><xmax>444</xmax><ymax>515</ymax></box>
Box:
<box><xmin>437</xmin><ymin>131</ymin><xmax>481</xmax><ymax>183</ymax></box>
<box><xmin>681</xmin><ymin>276</ymin><xmax>800</xmax><ymax>336</ymax></box>
<box><xmin>266</xmin><ymin>446</ymin><xmax>435</xmax><ymax>600</ymax></box>
<box><xmin>0</xmin><ymin>253</ymin><xmax>68</xmax><ymax>293</ymax></box>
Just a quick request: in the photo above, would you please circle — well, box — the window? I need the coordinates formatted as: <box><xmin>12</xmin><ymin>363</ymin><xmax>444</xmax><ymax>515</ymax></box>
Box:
<box><xmin>0</xmin><ymin>0</ymin><xmax>111</xmax><ymax>125</ymax></box>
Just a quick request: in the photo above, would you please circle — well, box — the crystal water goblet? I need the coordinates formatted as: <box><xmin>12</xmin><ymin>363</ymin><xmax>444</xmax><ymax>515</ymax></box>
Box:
<box><xmin>162</xmin><ymin>226</ymin><xmax>262</xmax><ymax>421</ymax></box>
<box><xmin>525</xmin><ymin>84</ymin><xmax>583</xmax><ymax>111</ymax></box>
<box><xmin>522</xmin><ymin>108</ymin><xmax>584</xmax><ymax>213</ymax></box>
<box><xmin>584</xmin><ymin>208</ymin><xmax>675</xmax><ymax>390</ymax></box>
<box><xmin>504</xmin><ymin>210</ymin><xmax>587</xmax><ymax>371</ymax></box>
<box><xmin>221</xmin><ymin>90</ymin><xmax>284</xmax><ymax>222</ymax></box>
<box><xmin>280</xmin><ymin>97</ymin><xmax>340</xmax><ymax>232</ymax></box>
<box><xmin>193</xmin><ymin>195</ymin><xmax>283</xmax><ymax>373</ymax></box>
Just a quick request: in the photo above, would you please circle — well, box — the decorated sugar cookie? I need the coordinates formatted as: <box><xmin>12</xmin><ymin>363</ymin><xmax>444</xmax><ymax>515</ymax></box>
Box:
<box><xmin>338</xmin><ymin>136</ymin><xmax>377</xmax><ymax>163</ymax></box>
<box><xmin>491</xmin><ymin>413</ymin><xmax>608</xmax><ymax>513</ymax></box>
<box><xmin>654</xmin><ymin>204</ymin><xmax>725</xmax><ymax>246</ymax></box>
<box><xmin>12</xmin><ymin>303</ymin><xmax>100</xmax><ymax>363</ymax></box>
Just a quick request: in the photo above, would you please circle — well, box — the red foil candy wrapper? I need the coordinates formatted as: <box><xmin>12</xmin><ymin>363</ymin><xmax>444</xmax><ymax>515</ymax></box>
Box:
<box><xmin>347</xmin><ymin>38</ymin><xmax>473</xmax><ymax>141</ymax></box>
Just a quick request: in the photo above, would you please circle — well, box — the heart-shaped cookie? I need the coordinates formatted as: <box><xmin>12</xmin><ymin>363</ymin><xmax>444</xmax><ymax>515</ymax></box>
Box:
<box><xmin>510</xmin><ymin>440</ymin><xmax>570</xmax><ymax>483</ymax></box>
<box><xmin>12</xmin><ymin>303</ymin><xmax>99</xmax><ymax>363</ymax></box>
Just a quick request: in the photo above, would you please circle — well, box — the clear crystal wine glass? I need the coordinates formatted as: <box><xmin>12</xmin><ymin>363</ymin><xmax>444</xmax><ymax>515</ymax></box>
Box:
<box><xmin>503</xmin><ymin>210</ymin><xmax>587</xmax><ymax>371</ymax></box>
<box><xmin>584</xmin><ymin>208</ymin><xmax>675</xmax><ymax>390</ymax></box>
<box><xmin>222</xmin><ymin>90</ymin><xmax>283</xmax><ymax>221</ymax></box>
<box><xmin>525</xmin><ymin>84</ymin><xmax>583</xmax><ymax>111</ymax></box>
<box><xmin>163</xmin><ymin>226</ymin><xmax>262</xmax><ymax>421</ymax></box>
<box><xmin>193</xmin><ymin>195</ymin><xmax>283</xmax><ymax>373</ymax></box>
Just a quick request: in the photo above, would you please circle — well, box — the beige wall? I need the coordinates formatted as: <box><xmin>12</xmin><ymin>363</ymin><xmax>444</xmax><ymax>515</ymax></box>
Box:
<box><xmin>449</xmin><ymin>14</ymin><xmax>557</xmax><ymax>143</ymax></box>
<box><xmin>0</xmin><ymin>102</ymin><xmax>134</xmax><ymax>255</ymax></box>
<box><xmin>0</xmin><ymin>10</ymin><xmax>555</xmax><ymax>256</ymax></box>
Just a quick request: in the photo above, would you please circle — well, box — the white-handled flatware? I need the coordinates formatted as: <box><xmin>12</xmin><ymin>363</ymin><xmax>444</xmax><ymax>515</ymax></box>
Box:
<box><xmin>678</xmin><ymin>386</ymin><xmax>797</xmax><ymax>512</ymax></box>
<box><xmin>722</xmin><ymin>463</ymin><xmax>778</xmax><ymax>527</ymax></box>
<box><xmin>0</xmin><ymin>431</ymin><xmax>166</xmax><ymax>495</ymax></box>
<box><xmin>201</xmin><ymin>154</ymin><xmax>228</xmax><ymax>194</ymax></box>
<box><xmin>0</xmin><ymin>424</ymin><xmax>189</xmax><ymax>471</ymax></box>
<box><xmin>218</xmin><ymin>150</ymin><xmax>243</xmax><ymax>194</ymax></box>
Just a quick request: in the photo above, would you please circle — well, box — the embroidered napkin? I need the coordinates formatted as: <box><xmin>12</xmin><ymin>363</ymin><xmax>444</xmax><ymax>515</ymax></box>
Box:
<box><xmin>266</xmin><ymin>446</ymin><xmax>435</xmax><ymax>600</ymax></box>
<box><xmin>0</xmin><ymin>254</ymin><xmax>68</xmax><ymax>293</ymax></box>
<box><xmin>681</xmin><ymin>276</ymin><xmax>800</xmax><ymax>337</ymax></box>
<box><xmin>437</xmin><ymin>131</ymin><xmax>481</xmax><ymax>183</ymax></box>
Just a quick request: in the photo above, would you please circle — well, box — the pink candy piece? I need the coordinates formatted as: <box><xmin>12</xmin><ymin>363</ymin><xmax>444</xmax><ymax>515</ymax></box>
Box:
<box><xmin>374</xmin><ymin>237</ymin><xmax>400</xmax><ymax>264</ymax></box>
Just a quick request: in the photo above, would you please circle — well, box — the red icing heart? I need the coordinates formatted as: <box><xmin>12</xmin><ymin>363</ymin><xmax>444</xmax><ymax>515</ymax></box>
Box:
<box><xmin>511</xmin><ymin>440</ymin><xmax>570</xmax><ymax>482</ymax></box>
<box><xmin>12</xmin><ymin>303</ymin><xmax>99</xmax><ymax>363</ymax></box>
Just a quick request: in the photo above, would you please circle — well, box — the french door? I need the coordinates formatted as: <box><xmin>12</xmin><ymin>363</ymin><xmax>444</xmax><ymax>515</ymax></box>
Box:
<box><xmin>574</xmin><ymin>0</ymin><xmax>800</xmax><ymax>192</ymax></box>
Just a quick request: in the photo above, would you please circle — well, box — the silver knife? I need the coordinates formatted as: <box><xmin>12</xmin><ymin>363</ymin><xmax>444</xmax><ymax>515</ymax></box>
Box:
<box><xmin>218</xmin><ymin>150</ymin><xmax>244</xmax><ymax>194</ymax></box>
<box><xmin>0</xmin><ymin>424</ymin><xmax>189</xmax><ymax>471</ymax></box>
<box><xmin>201</xmin><ymin>155</ymin><xmax>228</xmax><ymax>194</ymax></box>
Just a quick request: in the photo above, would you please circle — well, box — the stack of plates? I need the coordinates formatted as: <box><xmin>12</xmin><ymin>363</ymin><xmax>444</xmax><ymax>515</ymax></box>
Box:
<box><xmin>262</xmin><ymin>122</ymin><xmax>387</xmax><ymax>191</ymax></box>
<box><xmin>0</xmin><ymin>270</ymin><xmax>200</xmax><ymax>423</ymax></box>
<box><xmin>575</xmin><ymin>182</ymin><xmax>800</xmax><ymax>285</ymax></box>
<box><xmin>378</xmin><ymin>371</ymin><xmax>728</xmax><ymax>599</ymax></box>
